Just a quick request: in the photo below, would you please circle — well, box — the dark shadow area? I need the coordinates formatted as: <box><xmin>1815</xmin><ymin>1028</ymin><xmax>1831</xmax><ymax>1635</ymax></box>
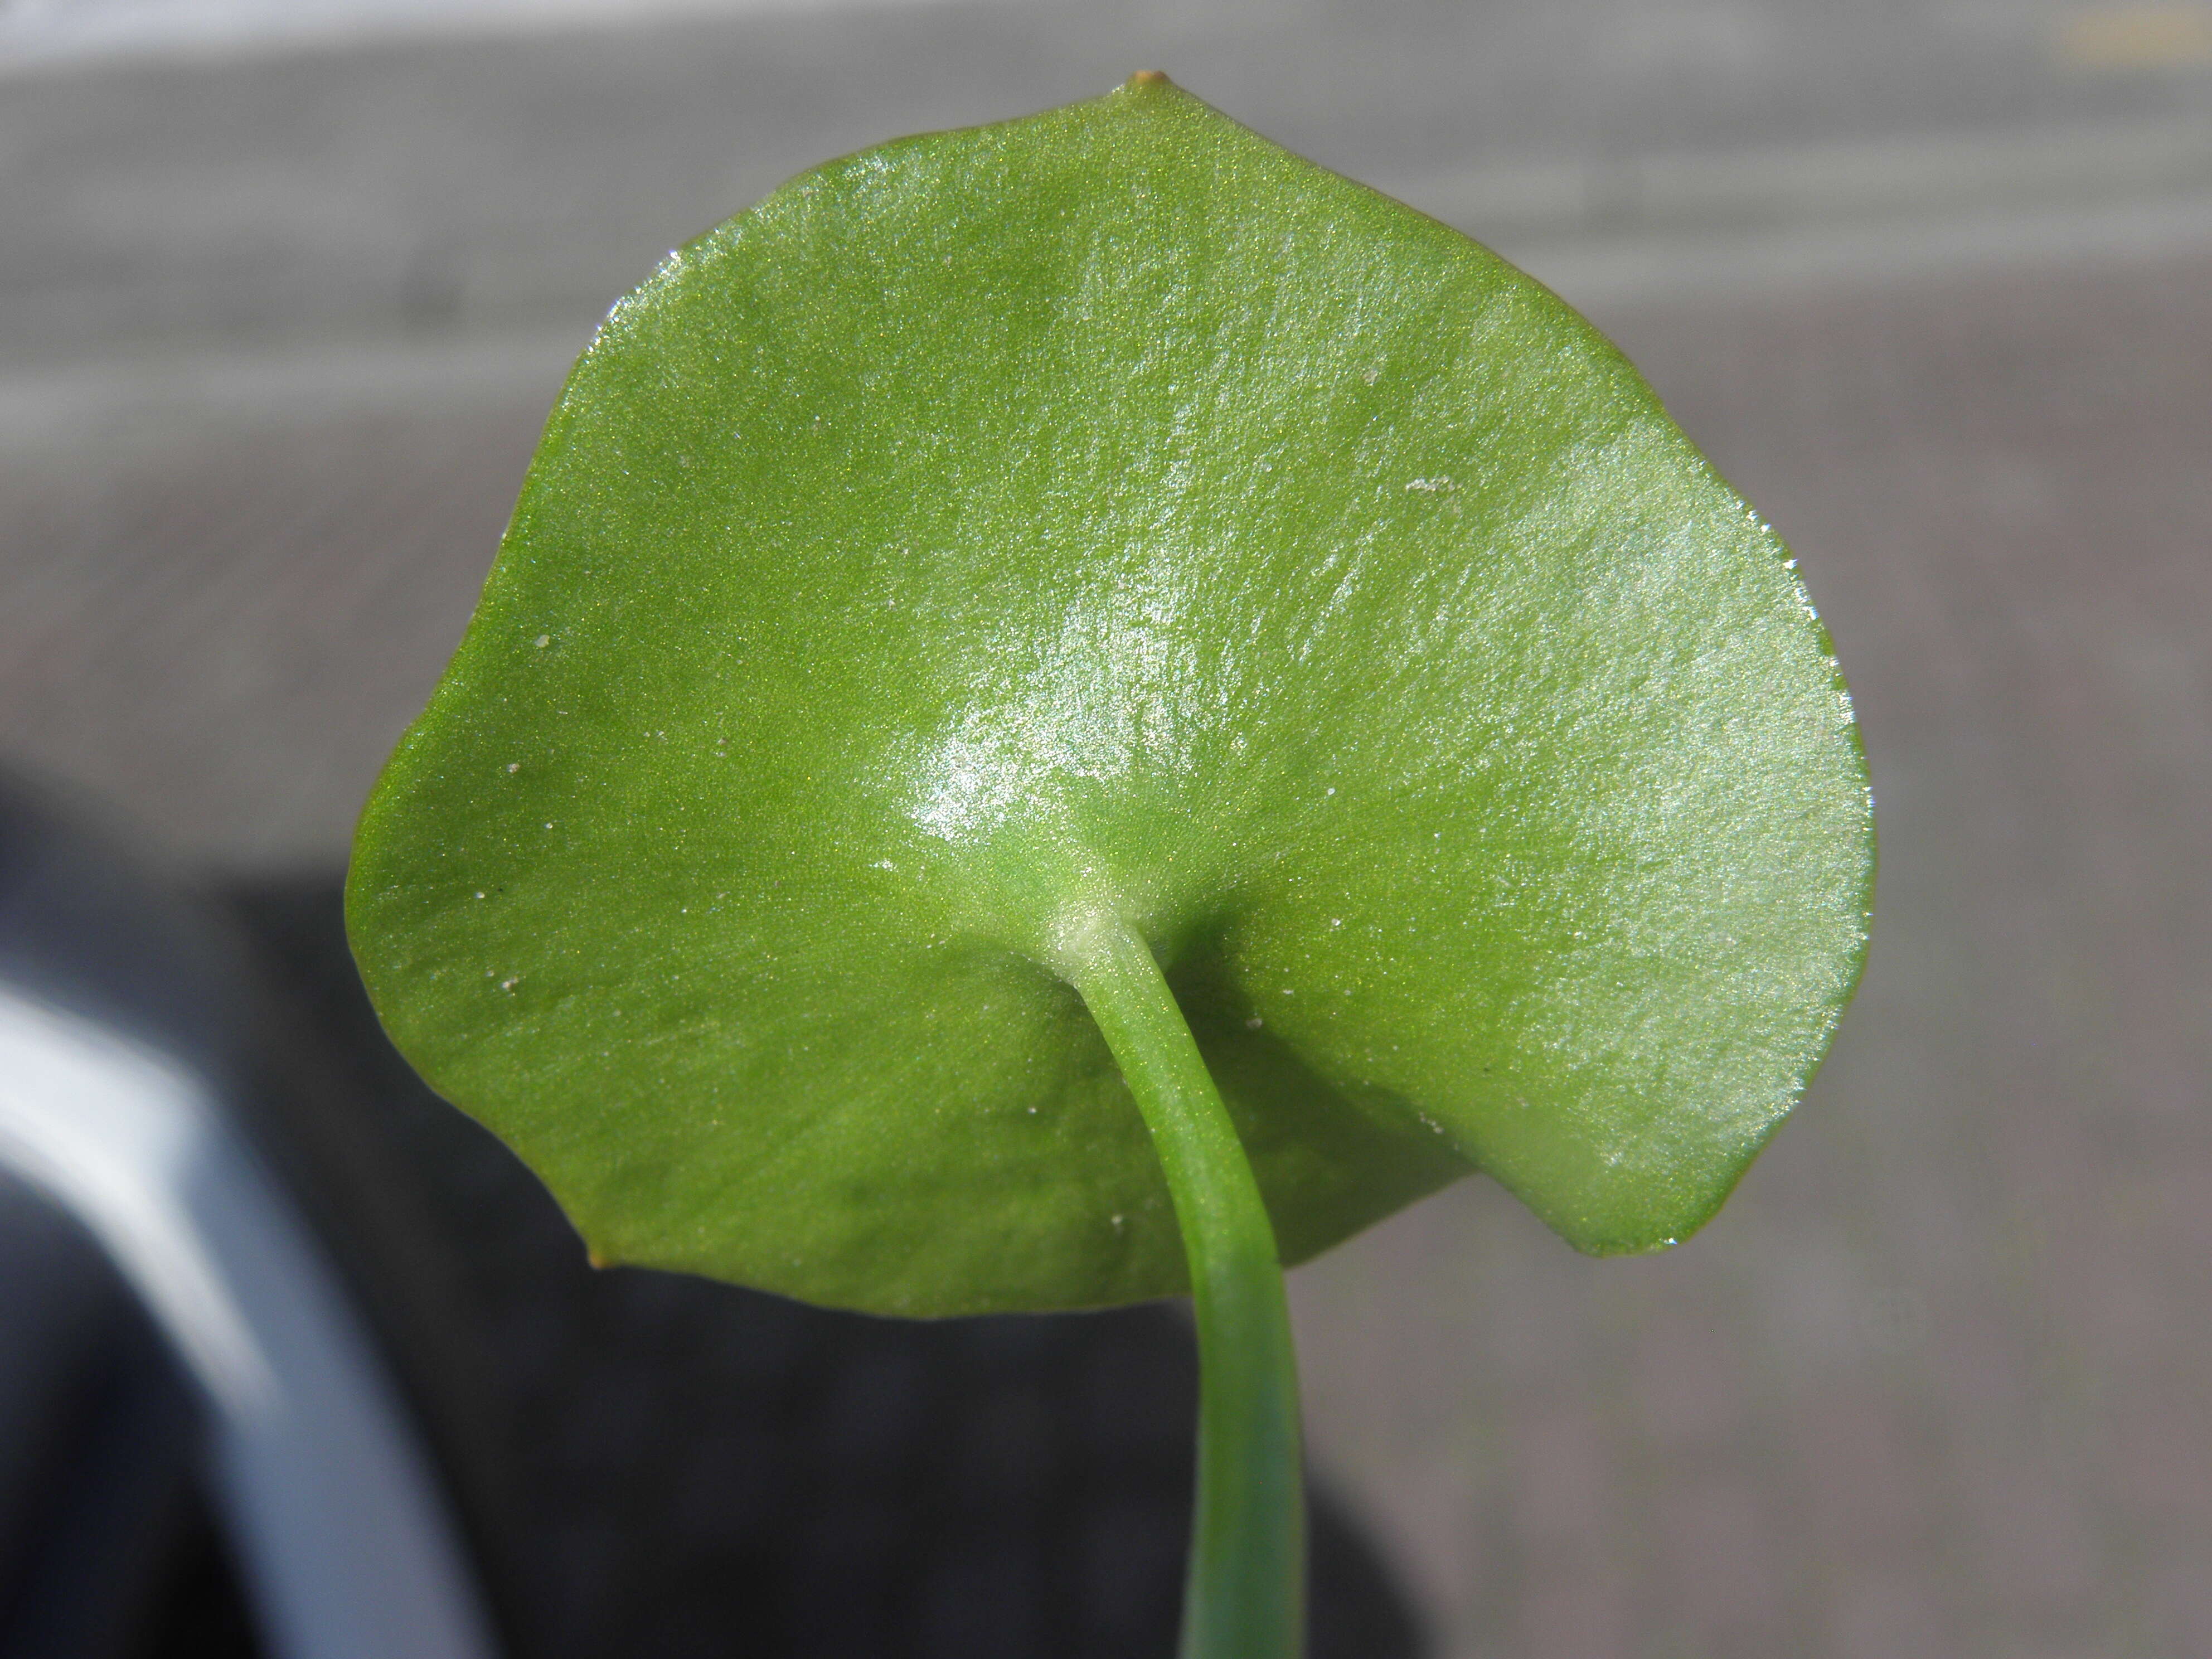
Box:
<box><xmin>0</xmin><ymin>1174</ymin><xmax>261</xmax><ymax>1659</ymax></box>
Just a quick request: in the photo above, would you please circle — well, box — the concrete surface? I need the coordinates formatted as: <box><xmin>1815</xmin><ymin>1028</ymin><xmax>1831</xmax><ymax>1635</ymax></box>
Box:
<box><xmin>4</xmin><ymin>3</ymin><xmax>2210</xmax><ymax>1655</ymax></box>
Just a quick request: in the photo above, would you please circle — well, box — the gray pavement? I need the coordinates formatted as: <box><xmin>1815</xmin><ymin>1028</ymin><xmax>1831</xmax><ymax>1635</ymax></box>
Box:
<box><xmin>8</xmin><ymin>0</ymin><xmax>2212</xmax><ymax>367</ymax></box>
<box><xmin>4</xmin><ymin>4</ymin><xmax>2211</xmax><ymax>1656</ymax></box>
<box><xmin>1297</xmin><ymin>248</ymin><xmax>2212</xmax><ymax>1658</ymax></box>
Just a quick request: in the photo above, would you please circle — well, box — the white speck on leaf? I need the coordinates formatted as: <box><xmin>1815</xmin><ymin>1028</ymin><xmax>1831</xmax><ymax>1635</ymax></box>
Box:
<box><xmin>535</xmin><ymin>634</ymin><xmax>550</xmax><ymax>648</ymax></box>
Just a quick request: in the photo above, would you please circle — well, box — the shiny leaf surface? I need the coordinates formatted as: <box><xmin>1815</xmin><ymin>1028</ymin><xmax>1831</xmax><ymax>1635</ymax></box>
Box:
<box><xmin>347</xmin><ymin>77</ymin><xmax>1873</xmax><ymax>1316</ymax></box>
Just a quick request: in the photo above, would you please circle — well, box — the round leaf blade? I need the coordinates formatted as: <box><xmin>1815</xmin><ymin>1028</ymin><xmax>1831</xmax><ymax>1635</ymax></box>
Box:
<box><xmin>347</xmin><ymin>78</ymin><xmax>1874</xmax><ymax>1316</ymax></box>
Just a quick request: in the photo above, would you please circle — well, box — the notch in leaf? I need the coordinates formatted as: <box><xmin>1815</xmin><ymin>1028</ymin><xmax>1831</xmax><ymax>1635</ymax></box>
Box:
<box><xmin>348</xmin><ymin>74</ymin><xmax>1873</xmax><ymax>1659</ymax></box>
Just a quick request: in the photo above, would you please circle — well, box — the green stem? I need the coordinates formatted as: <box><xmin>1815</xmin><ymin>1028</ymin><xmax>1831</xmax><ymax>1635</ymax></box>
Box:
<box><xmin>1066</xmin><ymin>915</ymin><xmax>1305</xmax><ymax>1659</ymax></box>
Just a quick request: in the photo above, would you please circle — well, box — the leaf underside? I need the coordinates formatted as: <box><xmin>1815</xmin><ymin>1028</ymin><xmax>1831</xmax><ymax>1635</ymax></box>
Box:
<box><xmin>347</xmin><ymin>78</ymin><xmax>1874</xmax><ymax>1317</ymax></box>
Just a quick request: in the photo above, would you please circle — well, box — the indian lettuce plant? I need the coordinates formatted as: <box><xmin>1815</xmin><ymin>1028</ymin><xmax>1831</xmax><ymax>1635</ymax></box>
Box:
<box><xmin>346</xmin><ymin>74</ymin><xmax>1874</xmax><ymax>1658</ymax></box>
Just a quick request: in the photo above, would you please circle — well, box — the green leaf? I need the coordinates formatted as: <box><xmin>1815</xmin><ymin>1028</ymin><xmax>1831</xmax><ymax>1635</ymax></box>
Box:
<box><xmin>346</xmin><ymin>75</ymin><xmax>1873</xmax><ymax>1317</ymax></box>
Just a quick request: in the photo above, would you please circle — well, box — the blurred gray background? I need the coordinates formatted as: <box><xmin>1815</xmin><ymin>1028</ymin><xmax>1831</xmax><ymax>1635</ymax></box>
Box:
<box><xmin>4</xmin><ymin>1</ymin><xmax>2209</xmax><ymax>1655</ymax></box>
